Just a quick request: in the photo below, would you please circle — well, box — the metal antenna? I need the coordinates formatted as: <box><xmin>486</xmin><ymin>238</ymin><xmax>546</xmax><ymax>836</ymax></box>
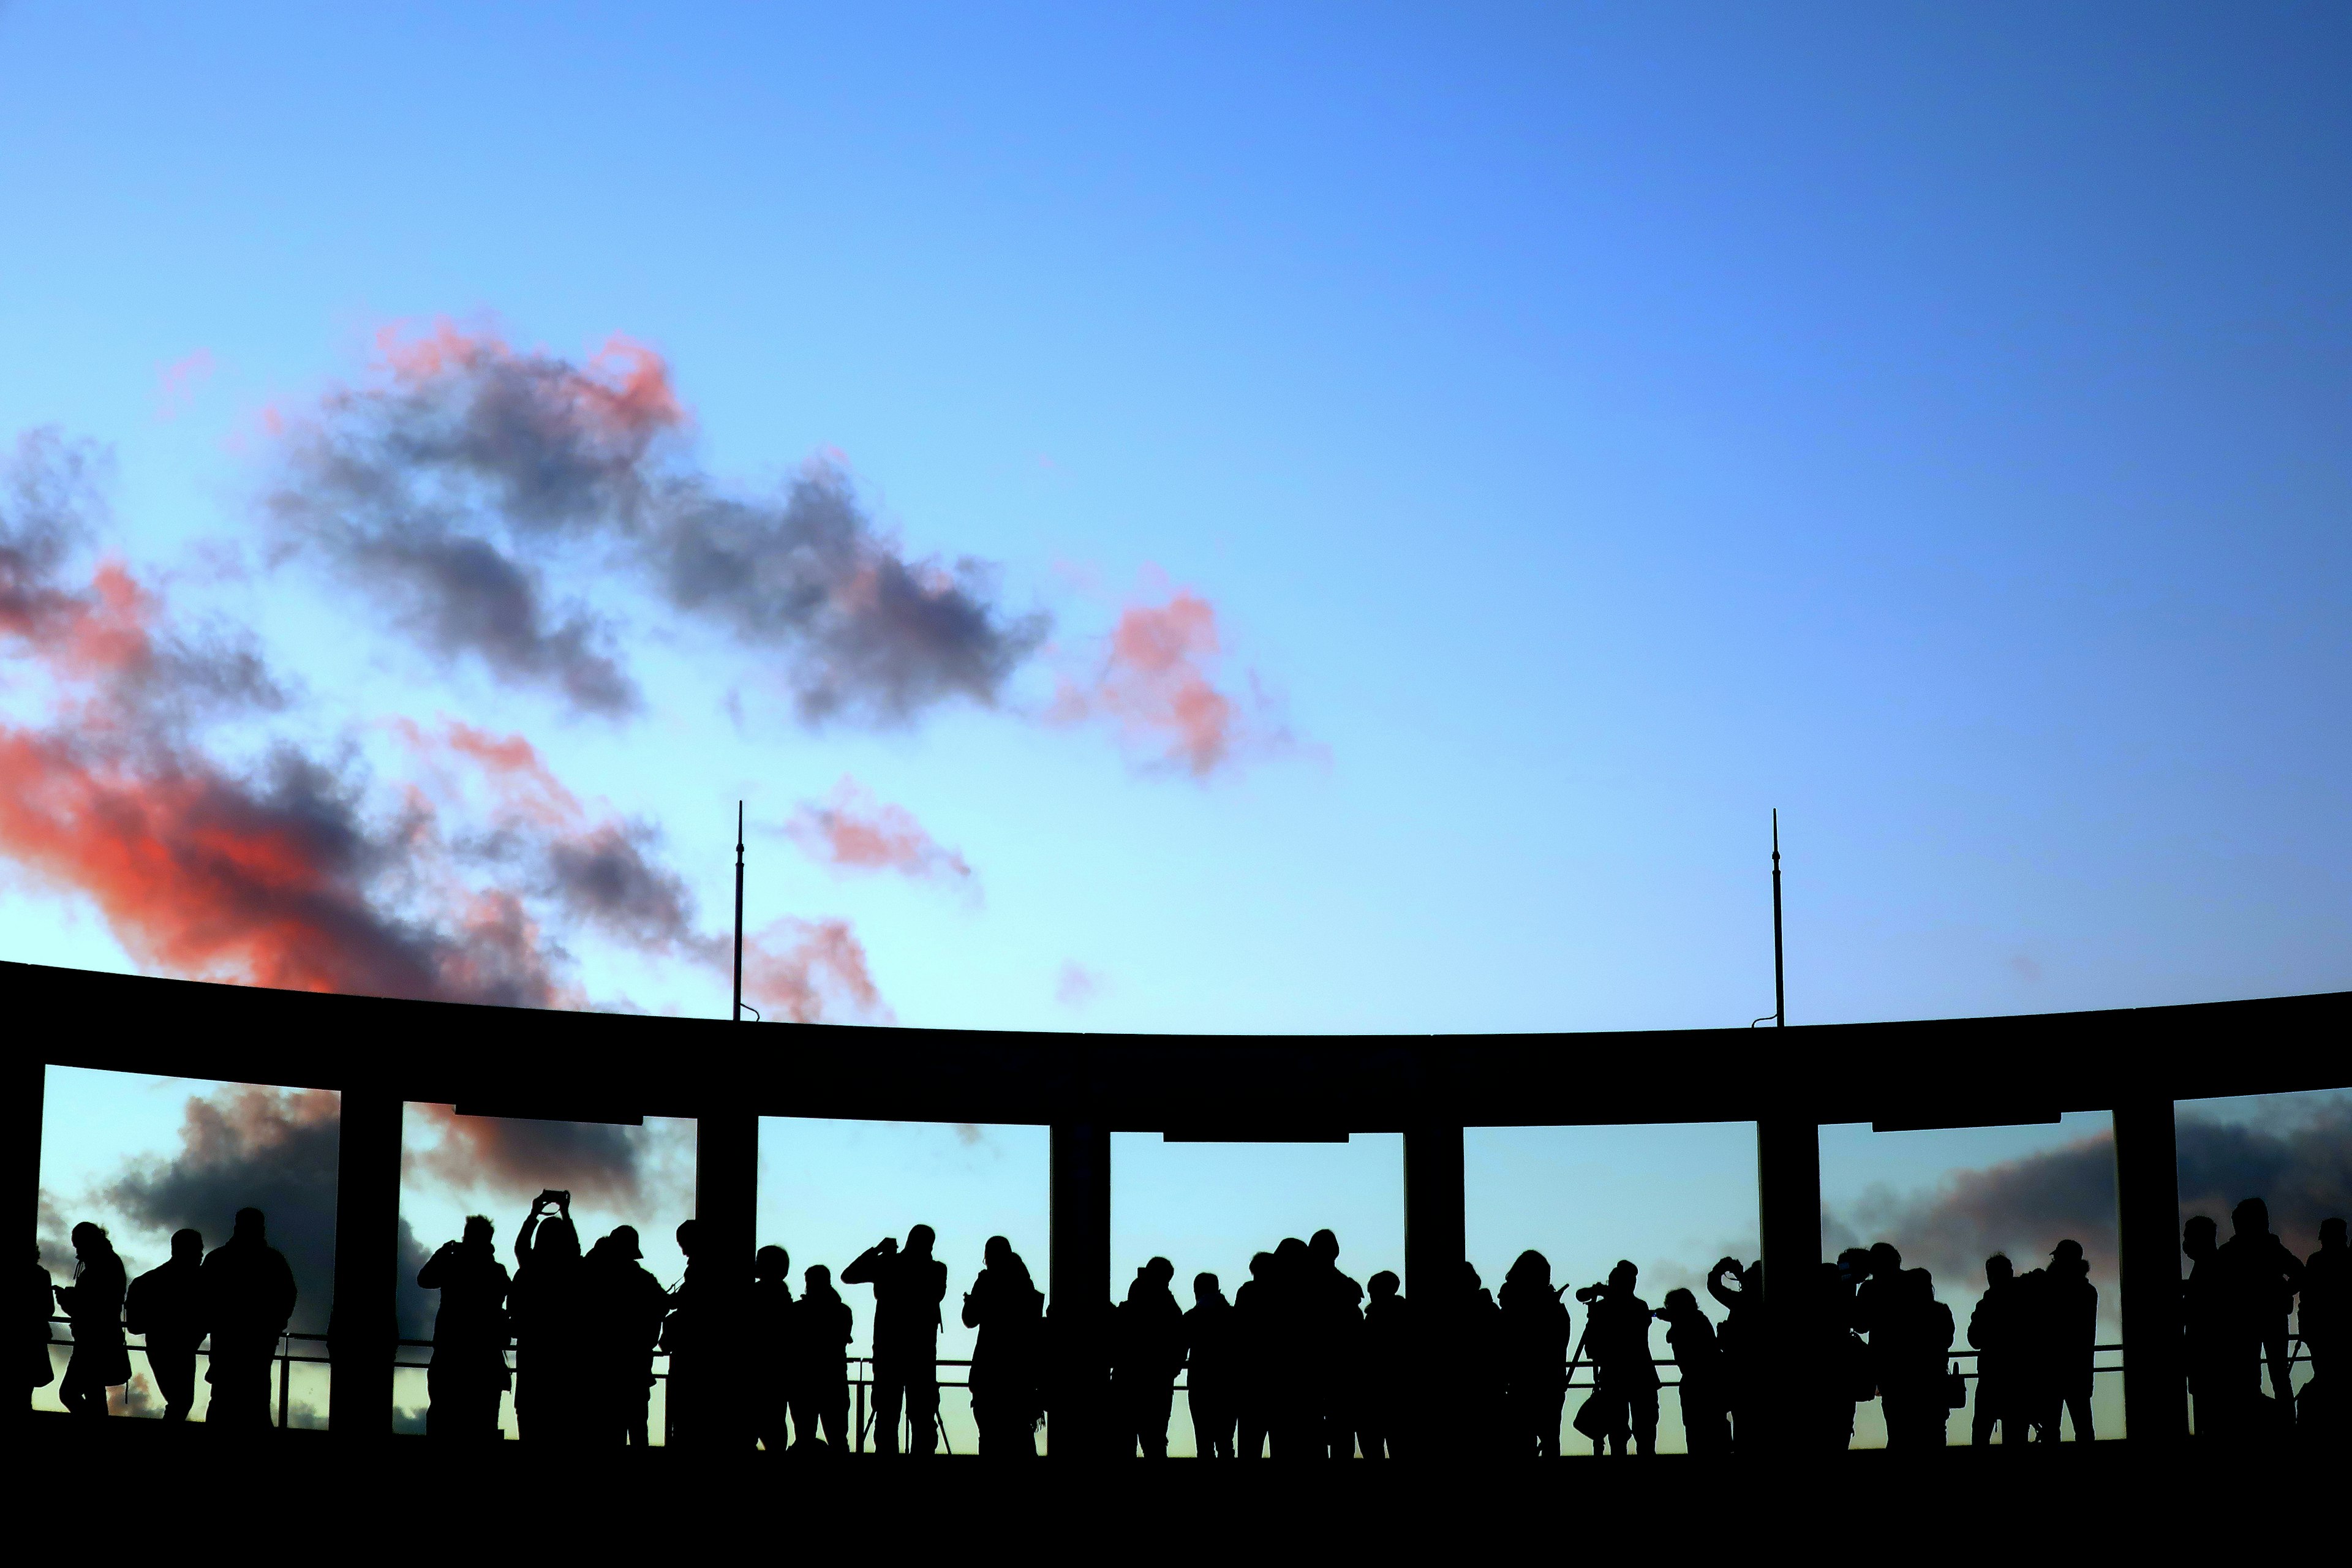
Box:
<box><xmin>1771</xmin><ymin>808</ymin><xmax>1785</xmax><ymax>1028</ymax></box>
<box><xmin>1751</xmin><ymin>809</ymin><xmax>1787</xmax><ymax>1028</ymax></box>
<box><xmin>733</xmin><ymin>801</ymin><xmax>745</xmax><ymax>1023</ymax></box>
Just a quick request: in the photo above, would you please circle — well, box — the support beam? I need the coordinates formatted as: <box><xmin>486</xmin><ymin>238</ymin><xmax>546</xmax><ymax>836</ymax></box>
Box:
<box><xmin>328</xmin><ymin>1090</ymin><xmax>402</xmax><ymax>1441</ymax></box>
<box><xmin>1754</xmin><ymin>1113</ymin><xmax>1822</xmax><ymax>1443</ymax></box>
<box><xmin>693</xmin><ymin>1107</ymin><xmax>760</xmax><ymax>1450</ymax></box>
<box><xmin>1403</xmin><ymin>1123</ymin><xmax>1465</xmax><ymax>1301</ymax></box>
<box><xmin>2113</xmin><ymin>1097</ymin><xmax>2184</xmax><ymax>1445</ymax></box>
<box><xmin>1049</xmin><ymin>1122</ymin><xmax>1110</xmax><ymax>1458</ymax></box>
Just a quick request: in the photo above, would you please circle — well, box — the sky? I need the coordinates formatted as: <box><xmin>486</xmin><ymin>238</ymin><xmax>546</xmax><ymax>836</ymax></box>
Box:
<box><xmin>11</xmin><ymin>5</ymin><xmax>2350</xmax><ymax>1446</ymax></box>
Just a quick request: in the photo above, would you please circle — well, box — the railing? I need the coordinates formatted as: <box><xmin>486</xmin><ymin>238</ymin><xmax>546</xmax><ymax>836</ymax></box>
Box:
<box><xmin>44</xmin><ymin>1322</ymin><xmax>2315</xmax><ymax>1448</ymax></box>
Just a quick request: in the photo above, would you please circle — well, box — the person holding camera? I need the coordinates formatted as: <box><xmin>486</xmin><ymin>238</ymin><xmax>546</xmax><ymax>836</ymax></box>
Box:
<box><xmin>1574</xmin><ymin>1261</ymin><xmax>1658</xmax><ymax>1456</ymax></box>
<box><xmin>1657</xmin><ymin>1287</ymin><xmax>1728</xmax><ymax>1454</ymax></box>
<box><xmin>417</xmin><ymin>1215</ymin><xmax>510</xmax><ymax>1439</ymax></box>
<box><xmin>1705</xmin><ymin>1256</ymin><xmax>1761</xmax><ymax>1450</ymax></box>
<box><xmin>843</xmin><ymin>1225</ymin><xmax>949</xmax><ymax>1456</ymax></box>
<box><xmin>510</xmin><ymin>1190</ymin><xmax>589</xmax><ymax>1444</ymax></box>
<box><xmin>961</xmin><ymin>1235</ymin><xmax>1045</xmax><ymax>1457</ymax></box>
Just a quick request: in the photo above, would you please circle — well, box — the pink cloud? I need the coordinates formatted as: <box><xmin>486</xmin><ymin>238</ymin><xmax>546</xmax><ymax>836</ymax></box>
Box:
<box><xmin>783</xmin><ymin>775</ymin><xmax>974</xmax><ymax>890</ymax></box>
<box><xmin>156</xmin><ymin>350</ymin><xmax>216</xmax><ymax>420</ymax></box>
<box><xmin>1056</xmin><ymin>962</ymin><xmax>1101</xmax><ymax>1008</ymax></box>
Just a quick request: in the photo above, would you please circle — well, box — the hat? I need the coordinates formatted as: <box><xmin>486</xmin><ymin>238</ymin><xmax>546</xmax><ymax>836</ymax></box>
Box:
<box><xmin>2051</xmin><ymin>1238</ymin><xmax>2084</xmax><ymax>1263</ymax></box>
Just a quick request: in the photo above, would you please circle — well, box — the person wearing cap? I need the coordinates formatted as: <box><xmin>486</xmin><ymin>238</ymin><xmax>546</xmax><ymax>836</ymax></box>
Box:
<box><xmin>2029</xmin><ymin>1238</ymin><xmax>2098</xmax><ymax>1442</ymax></box>
<box><xmin>584</xmin><ymin>1223</ymin><xmax>670</xmax><ymax>1445</ymax></box>
<box><xmin>417</xmin><ymin>1215</ymin><xmax>510</xmax><ymax>1439</ymax></box>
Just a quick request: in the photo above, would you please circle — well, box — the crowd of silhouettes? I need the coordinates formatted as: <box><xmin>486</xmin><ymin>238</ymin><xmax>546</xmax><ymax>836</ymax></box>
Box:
<box><xmin>33</xmin><ymin>1193</ymin><xmax>2345</xmax><ymax>1452</ymax></box>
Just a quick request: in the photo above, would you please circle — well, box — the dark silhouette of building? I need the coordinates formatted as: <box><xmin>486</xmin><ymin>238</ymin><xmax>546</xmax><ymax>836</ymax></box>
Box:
<box><xmin>509</xmin><ymin>1193</ymin><xmax>587</xmax><ymax>1444</ymax></box>
<box><xmin>586</xmin><ymin>1224</ymin><xmax>669</xmax><ymax>1445</ymax></box>
<box><xmin>1966</xmin><ymin>1254</ymin><xmax>2023</xmax><ymax>1447</ymax></box>
<box><xmin>1659</xmin><ymin>1286</ymin><xmax>1728</xmax><ymax>1454</ymax></box>
<box><xmin>126</xmin><ymin>1229</ymin><xmax>206</xmax><ymax>1422</ymax></box>
<box><xmin>416</xmin><ymin>1215</ymin><xmax>510</xmax><ymax>1440</ymax></box>
<box><xmin>1499</xmin><ymin>1250</ymin><xmax>1570</xmax><ymax>1458</ymax></box>
<box><xmin>843</xmin><ymin>1225</ymin><xmax>948</xmax><ymax>1456</ymax></box>
<box><xmin>1575</xmin><ymin>1261</ymin><xmax>1657</xmax><ymax>1455</ymax></box>
<box><xmin>2215</xmin><ymin>1197</ymin><xmax>2306</xmax><ymax>1420</ymax></box>
<box><xmin>752</xmin><ymin>1244</ymin><xmax>794</xmax><ymax>1453</ymax></box>
<box><xmin>54</xmin><ymin>1222</ymin><xmax>129</xmax><ymax>1417</ymax></box>
<box><xmin>962</xmin><ymin>1235</ymin><xmax>1045</xmax><ymax>1457</ymax></box>
<box><xmin>1114</xmin><ymin>1256</ymin><xmax>1185</xmax><ymax>1458</ymax></box>
<box><xmin>791</xmin><ymin>1264</ymin><xmax>852</xmax><ymax>1453</ymax></box>
<box><xmin>1705</xmin><ymin>1256</ymin><xmax>1761</xmax><ymax>1452</ymax></box>
<box><xmin>1357</xmin><ymin>1269</ymin><xmax>1408</xmax><ymax>1458</ymax></box>
<box><xmin>1183</xmin><ymin>1270</ymin><xmax>1238</xmax><ymax>1459</ymax></box>
<box><xmin>202</xmin><ymin>1207</ymin><xmax>295</xmax><ymax>1428</ymax></box>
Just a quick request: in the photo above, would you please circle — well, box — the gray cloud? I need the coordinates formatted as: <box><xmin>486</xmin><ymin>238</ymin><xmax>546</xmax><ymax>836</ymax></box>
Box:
<box><xmin>268</xmin><ymin>328</ymin><xmax>1047</xmax><ymax>724</ymax></box>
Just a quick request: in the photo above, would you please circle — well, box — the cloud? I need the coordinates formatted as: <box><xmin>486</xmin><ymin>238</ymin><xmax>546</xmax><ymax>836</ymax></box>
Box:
<box><xmin>1822</xmin><ymin>1096</ymin><xmax>2352</xmax><ymax>1308</ymax></box>
<box><xmin>407</xmin><ymin>1104</ymin><xmax>651</xmax><ymax>1209</ymax></box>
<box><xmin>783</xmin><ymin>775</ymin><xmax>974</xmax><ymax>890</ymax></box>
<box><xmin>1</xmin><ymin>442</ymin><xmax>884</xmax><ymax>1021</ymax></box>
<box><xmin>742</xmin><ymin>916</ymin><xmax>889</xmax><ymax>1025</ymax></box>
<box><xmin>156</xmin><ymin>350</ymin><xmax>216</xmax><ymax>421</ymax></box>
<box><xmin>265</xmin><ymin>320</ymin><xmax>1047</xmax><ymax>725</ymax></box>
<box><xmin>1050</xmin><ymin>575</ymin><xmax>1302</xmax><ymax>778</ymax></box>
<box><xmin>1056</xmin><ymin>962</ymin><xmax>1101</xmax><ymax>1008</ymax></box>
<box><xmin>100</xmin><ymin>1084</ymin><xmax>342</xmax><ymax>1335</ymax></box>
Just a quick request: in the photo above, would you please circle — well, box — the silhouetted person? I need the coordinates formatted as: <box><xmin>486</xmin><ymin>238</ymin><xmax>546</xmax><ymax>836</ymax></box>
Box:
<box><xmin>510</xmin><ymin>1192</ymin><xmax>589</xmax><ymax>1444</ymax></box>
<box><xmin>586</xmin><ymin>1225</ymin><xmax>669</xmax><ymax>1445</ymax></box>
<box><xmin>1452</xmin><ymin>1261</ymin><xmax>1507</xmax><ymax>1460</ymax></box>
<box><xmin>1499</xmin><ymin>1250</ymin><xmax>1570</xmax><ymax>1457</ymax></box>
<box><xmin>663</xmin><ymin>1217</ymin><xmax>708</xmax><ymax>1447</ymax></box>
<box><xmin>1706</xmin><ymin>1256</ymin><xmax>1761</xmax><ymax>1452</ymax></box>
<box><xmin>2182</xmin><ymin>1215</ymin><xmax>2237</xmax><ymax>1440</ymax></box>
<box><xmin>127</xmin><ymin>1229</ymin><xmax>206</xmax><ymax>1422</ymax></box>
<box><xmin>1816</xmin><ymin>1255</ymin><xmax>1874</xmax><ymax>1450</ymax></box>
<box><xmin>1576</xmin><ymin>1261</ymin><xmax>1657</xmax><ymax>1456</ymax></box>
<box><xmin>31</xmin><ymin>1248</ymin><xmax>57</xmax><ymax>1396</ymax></box>
<box><xmin>2305</xmin><ymin>1218</ymin><xmax>2346</xmax><ymax>1385</ymax></box>
<box><xmin>1305</xmin><ymin>1229</ymin><xmax>1365</xmax><ymax>1458</ymax></box>
<box><xmin>791</xmin><ymin>1264</ymin><xmax>853</xmax><ymax>1453</ymax></box>
<box><xmin>1967</xmin><ymin>1254</ymin><xmax>2023</xmax><ymax>1447</ymax></box>
<box><xmin>1114</xmin><ymin>1257</ymin><xmax>1186</xmax><ymax>1458</ymax></box>
<box><xmin>1232</xmin><ymin>1251</ymin><xmax>1277</xmax><ymax>1459</ymax></box>
<box><xmin>417</xmin><ymin>1215</ymin><xmax>510</xmax><ymax>1440</ymax></box>
<box><xmin>1850</xmin><ymin>1242</ymin><xmax>1904</xmax><ymax>1342</ymax></box>
<box><xmin>750</xmin><ymin>1245</ymin><xmax>794</xmax><ymax>1453</ymax></box>
<box><xmin>1266</xmin><ymin>1237</ymin><xmax>1321</xmax><ymax>1458</ymax></box>
<box><xmin>1657</xmin><ymin>1287</ymin><xmax>1728</xmax><ymax>1453</ymax></box>
<box><xmin>2215</xmin><ymin>1197</ymin><xmax>2305</xmax><ymax>1417</ymax></box>
<box><xmin>1184</xmin><ymin>1271</ymin><xmax>1238</xmax><ymax>1458</ymax></box>
<box><xmin>1879</xmin><ymin>1268</ymin><xmax>1954</xmax><ymax>1449</ymax></box>
<box><xmin>202</xmin><ymin>1207</ymin><xmax>295</xmax><ymax>1428</ymax></box>
<box><xmin>2028</xmin><ymin>1240</ymin><xmax>2097</xmax><ymax>1444</ymax></box>
<box><xmin>844</xmin><ymin>1224</ymin><xmax>948</xmax><ymax>1455</ymax></box>
<box><xmin>962</xmin><ymin>1236</ymin><xmax>1045</xmax><ymax>1457</ymax></box>
<box><xmin>55</xmin><ymin>1223</ymin><xmax>129</xmax><ymax>1417</ymax></box>
<box><xmin>1357</xmin><ymin>1270</ymin><xmax>1409</xmax><ymax>1458</ymax></box>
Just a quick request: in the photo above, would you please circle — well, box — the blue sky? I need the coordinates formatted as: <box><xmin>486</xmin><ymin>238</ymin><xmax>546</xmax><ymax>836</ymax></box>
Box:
<box><xmin>12</xmin><ymin>5</ymin><xmax>2350</xmax><ymax>1448</ymax></box>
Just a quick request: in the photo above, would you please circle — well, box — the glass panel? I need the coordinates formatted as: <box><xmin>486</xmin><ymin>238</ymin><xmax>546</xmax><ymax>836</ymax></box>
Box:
<box><xmin>758</xmin><ymin>1117</ymin><xmax>1051</xmax><ymax>1455</ymax></box>
<box><xmin>1465</xmin><ymin>1121</ymin><xmax>1759</xmax><ymax>1455</ymax></box>
<box><xmin>397</xmin><ymin>1102</ymin><xmax>696</xmax><ymax>1442</ymax></box>
<box><xmin>1819</xmin><ymin>1111</ymin><xmax>2122</xmax><ymax>1447</ymax></box>
<box><xmin>1111</xmin><ymin>1133</ymin><xmax>1406</xmax><ymax>1457</ymax></box>
<box><xmin>36</xmin><ymin>1065</ymin><xmax>337</xmax><ymax>1427</ymax></box>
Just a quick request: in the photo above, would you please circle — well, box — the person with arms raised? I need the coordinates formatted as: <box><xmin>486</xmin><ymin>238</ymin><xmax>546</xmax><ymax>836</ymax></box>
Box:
<box><xmin>418</xmin><ymin>1215</ymin><xmax>510</xmax><ymax>1441</ymax></box>
<box><xmin>844</xmin><ymin>1225</ymin><xmax>949</xmax><ymax>1456</ymax></box>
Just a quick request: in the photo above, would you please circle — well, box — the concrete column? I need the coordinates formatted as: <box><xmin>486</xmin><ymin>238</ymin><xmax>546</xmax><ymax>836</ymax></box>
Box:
<box><xmin>328</xmin><ymin>1090</ymin><xmax>402</xmax><ymax>1440</ymax></box>
<box><xmin>2113</xmin><ymin>1097</ymin><xmax>2184</xmax><ymax>1444</ymax></box>
<box><xmin>1754</xmin><ymin>1113</ymin><xmax>1822</xmax><ymax>1442</ymax></box>
<box><xmin>1049</xmin><ymin>1122</ymin><xmax>1110</xmax><ymax>1458</ymax></box>
<box><xmin>693</xmin><ymin>1106</ymin><xmax>760</xmax><ymax>1450</ymax></box>
<box><xmin>1403</xmin><ymin>1123</ymin><xmax>1465</xmax><ymax>1300</ymax></box>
